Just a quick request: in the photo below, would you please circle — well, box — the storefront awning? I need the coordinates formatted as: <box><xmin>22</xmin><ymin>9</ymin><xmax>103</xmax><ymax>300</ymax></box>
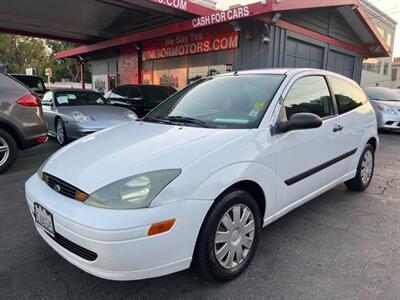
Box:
<box><xmin>0</xmin><ymin>0</ymin><xmax>215</xmax><ymax>44</ymax></box>
<box><xmin>54</xmin><ymin>0</ymin><xmax>392</xmax><ymax>59</ymax></box>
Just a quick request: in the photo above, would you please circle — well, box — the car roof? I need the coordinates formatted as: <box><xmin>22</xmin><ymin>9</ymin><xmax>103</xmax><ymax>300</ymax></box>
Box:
<box><xmin>363</xmin><ymin>86</ymin><xmax>392</xmax><ymax>91</ymax></box>
<box><xmin>9</xmin><ymin>74</ymin><xmax>42</xmax><ymax>78</ymax></box>
<box><xmin>215</xmin><ymin>68</ymin><xmax>348</xmax><ymax>77</ymax></box>
<box><xmin>51</xmin><ymin>88</ymin><xmax>98</xmax><ymax>93</ymax></box>
<box><xmin>115</xmin><ymin>84</ymin><xmax>175</xmax><ymax>89</ymax></box>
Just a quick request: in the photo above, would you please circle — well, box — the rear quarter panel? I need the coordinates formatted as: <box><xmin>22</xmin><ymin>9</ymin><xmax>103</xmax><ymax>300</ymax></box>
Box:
<box><xmin>0</xmin><ymin>74</ymin><xmax>47</xmax><ymax>146</ymax></box>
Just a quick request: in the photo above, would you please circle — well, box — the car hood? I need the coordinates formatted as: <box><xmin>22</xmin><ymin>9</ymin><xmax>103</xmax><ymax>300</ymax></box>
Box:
<box><xmin>371</xmin><ymin>100</ymin><xmax>400</xmax><ymax>109</ymax></box>
<box><xmin>57</xmin><ymin>105</ymin><xmax>133</xmax><ymax>121</ymax></box>
<box><xmin>43</xmin><ymin>121</ymin><xmax>248</xmax><ymax>193</ymax></box>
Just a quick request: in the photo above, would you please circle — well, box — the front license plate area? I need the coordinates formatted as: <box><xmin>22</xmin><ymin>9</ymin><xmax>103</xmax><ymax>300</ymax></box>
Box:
<box><xmin>34</xmin><ymin>203</ymin><xmax>55</xmax><ymax>237</ymax></box>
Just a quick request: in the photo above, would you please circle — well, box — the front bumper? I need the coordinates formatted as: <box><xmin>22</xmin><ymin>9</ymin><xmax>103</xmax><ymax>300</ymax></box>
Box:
<box><xmin>377</xmin><ymin>113</ymin><xmax>400</xmax><ymax>130</ymax></box>
<box><xmin>25</xmin><ymin>174</ymin><xmax>212</xmax><ymax>280</ymax></box>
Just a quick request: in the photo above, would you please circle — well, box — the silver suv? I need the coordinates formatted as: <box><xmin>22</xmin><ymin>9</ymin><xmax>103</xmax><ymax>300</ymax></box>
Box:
<box><xmin>0</xmin><ymin>73</ymin><xmax>48</xmax><ymax>173</ymax></box>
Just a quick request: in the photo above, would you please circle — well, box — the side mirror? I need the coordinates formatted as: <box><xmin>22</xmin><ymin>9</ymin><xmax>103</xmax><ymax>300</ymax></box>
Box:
<box><xmin>275</xmin><ymin>113</ymin><xmax>322</xmax><ymax>134</ymax></box>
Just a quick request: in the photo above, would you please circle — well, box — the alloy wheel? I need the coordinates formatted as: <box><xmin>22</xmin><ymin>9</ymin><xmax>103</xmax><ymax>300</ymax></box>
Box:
<box><xmin>0</xmin><ymin>136</ymin><xmax>10</xmax><ymax>167</ymax></box>
<box><xmin>56</xmin><ymin>120</ymin><xmax>65</xmax><ymax>145</ymax></box>
<box><xmin>361</xmin><ymin>149</ymin><xmax>373</xmax><ymax>185</ymax></box>
<box><xmin>214</xmin><ymin>204</ymin><xmax>255</xmax><ymax>269</ymax></box>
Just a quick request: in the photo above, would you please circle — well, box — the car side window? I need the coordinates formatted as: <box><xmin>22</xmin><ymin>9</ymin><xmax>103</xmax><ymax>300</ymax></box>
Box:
<box><xmin>284</xmin><ymin>76</ymin><xmax>334</xmax><ymax>119</ymax></box>
<box><xmin>329</xmin><ymin>76</ymin><xmax>367</xmax><ymax>114</ymax></box>
<box><xmin>128</xmin><ymin>87</ymin><xmax>143</xmax><ymax>100</ymax></box>
<box><xmin>107</xmin><ymin>86</ymin><xmax>131</xmax><ymax>99</ymax></box>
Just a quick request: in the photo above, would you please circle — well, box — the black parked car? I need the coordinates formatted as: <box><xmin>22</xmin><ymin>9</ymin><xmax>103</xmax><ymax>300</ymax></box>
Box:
<box><xmin>104</xmin><ymin>85</ymin><xmax>176</xmax><ymax>117</ymax></box>
<box><xmin>10</xmin><ymin>74</ymin><xmax>48</xmax><ymax>98</ymax></box>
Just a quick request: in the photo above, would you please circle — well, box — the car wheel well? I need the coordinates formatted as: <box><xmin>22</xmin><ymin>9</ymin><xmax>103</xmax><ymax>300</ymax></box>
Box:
<box><xmin>55</xmin><ymin>116</ymin><xmax>62</xmax><ymax>128</ymax></box>
<box><xmin>224</xmin><ymin>181</ymin><xmax>266</xmax><ymax>221</ymax></box>
<box><xmin>0</xmin><ymin>121</ymin><xmax>22</xmax><ymax>149</ymax></box>
<box><xmin>191</xmin><ymin>180</ymin><xmax>266</xmax><ymax>270</ymax></box>
<box><xmin>367</xmin><ymin>137</ymin><xmax>377</xmax><ymax>151</ymax></box>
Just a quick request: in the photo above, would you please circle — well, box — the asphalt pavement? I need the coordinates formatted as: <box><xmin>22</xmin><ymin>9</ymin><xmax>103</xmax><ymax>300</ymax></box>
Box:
<box><xmin>1</xmin><ymin>133</ymin><xmax>400</xmax><ymax>300</ymax></box>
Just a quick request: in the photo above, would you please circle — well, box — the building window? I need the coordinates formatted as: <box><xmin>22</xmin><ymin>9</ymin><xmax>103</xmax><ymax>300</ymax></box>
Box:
<box><xmin>363</xmin><ymin>58</ymin><xmax>382</xmax><ymax>74</ymax></box>
<box><xmin>383</xmin><ymin>63</ymin><xmax>389</xmax><ymax>76</ymax></box>
<box><xmin>387</xmin><ymin>33</ymin><xmax>392</xmax><ymax>47</ymax></box>
<box><xmin>393</xmin><ymin>69</ymin><xmax>398</xmax><ymax>81</ymax></box>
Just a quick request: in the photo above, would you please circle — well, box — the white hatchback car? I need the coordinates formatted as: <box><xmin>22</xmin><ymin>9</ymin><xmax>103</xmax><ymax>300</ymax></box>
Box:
<box><xmin>26</xmin><ymin>69</ymin><xmax>378</xmax><ymax>282</ymax></box>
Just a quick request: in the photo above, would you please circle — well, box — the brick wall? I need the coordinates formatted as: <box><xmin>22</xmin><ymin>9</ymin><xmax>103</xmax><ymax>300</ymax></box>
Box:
<box><xmin>119</xmin><ymin>44</ymin><xmax>139</xmax><ymax>85</ymax></box>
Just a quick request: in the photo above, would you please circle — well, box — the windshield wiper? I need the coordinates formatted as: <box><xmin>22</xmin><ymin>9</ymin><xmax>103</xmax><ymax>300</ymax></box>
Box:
<box><xmin>165</xmin><ymin>116</ymin><xmax>209</xmax><ymax>128</ymax></box>
<box><xmin>142</xmin><ymin>116</ymin><xmax>175</xmax><ymax>125</ymax></box>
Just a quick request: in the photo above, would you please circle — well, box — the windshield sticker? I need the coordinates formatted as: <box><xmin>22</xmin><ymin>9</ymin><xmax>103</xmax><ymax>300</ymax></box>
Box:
<box><xmin>248</xmin><ymin>109</ymin><xmax>260</xmax><ymax>117</ymax></box>
<box><xmin>253</xmin><ymin>102</ymin><xmax>265</xmax><ymax>110</ymax></box>
<box><xmin>214</xmin><ymin>118</ymin><xmax>249</xmax><ymax>124</ymax></box>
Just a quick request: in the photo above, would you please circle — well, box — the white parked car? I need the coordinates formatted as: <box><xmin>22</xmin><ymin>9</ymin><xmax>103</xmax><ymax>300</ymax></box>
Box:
<box><xmin>26</xmin><ymin>69</ymin><xmax>378</xmax><ymax>282</ymax></box>
<box><xmin>363</xmin><ymin>86</ymin><xmax>400</xmax><ymax>131</ymax></box>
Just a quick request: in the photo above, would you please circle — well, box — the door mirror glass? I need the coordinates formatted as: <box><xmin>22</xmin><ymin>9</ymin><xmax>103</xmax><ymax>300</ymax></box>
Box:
<box><xmin>277</xmin><ymin>113</ymin><xmax>322</xmax><ymax>133</ymax></box>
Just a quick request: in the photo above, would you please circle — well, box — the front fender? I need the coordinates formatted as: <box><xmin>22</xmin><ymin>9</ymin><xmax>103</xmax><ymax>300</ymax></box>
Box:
<box><xmin>189</xmin><ymin>162</ymin><xmax>278</xmax><ymax>222</ymax></box>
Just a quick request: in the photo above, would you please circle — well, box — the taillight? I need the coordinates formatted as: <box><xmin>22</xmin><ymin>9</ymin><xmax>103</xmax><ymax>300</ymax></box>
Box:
<box><xmin>36</xmin><ymin>136</ymin><xmax>48</xmax><ymax>144</ymax></box>
<box><xmin>17</xmin><ymin>94</ymin><xmax>41</xmax><ymax>107</ymax></box>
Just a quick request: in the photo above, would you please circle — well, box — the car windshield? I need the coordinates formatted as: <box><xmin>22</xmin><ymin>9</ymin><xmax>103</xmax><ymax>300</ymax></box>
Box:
<box><xmin>54</xmin><ymin>91</ymin><xmax>109</xmax><ymax>106</ymax></box>
<box><xmin>364</xmin><ymin>88</ymin><xmax>400</xmax><ymax>101</ymax></box>
<box><xmin>13</xmin><ymin>75</ymin><xmax>46</xmax><ymax>92</ymax></box>
<box><xmin>144</xmin><ymin>75</ymin><xmax>285</xmax><ymax>129</ymax></box>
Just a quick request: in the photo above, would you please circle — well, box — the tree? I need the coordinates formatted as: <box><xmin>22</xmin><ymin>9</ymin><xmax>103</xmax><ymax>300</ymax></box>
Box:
<box><xmin>44</xmin><ymin>41</ymin><xmax>91</xmax><ymax>83</ymax></box>
<box><xmin>0</xmin><ymin>34</ymin><xmax>48</xmax><ymax>74</ymax></box>
<box><xmin>0</xmin><ymin>34</ymin><xmax>90</xmax><ymax>83</ymax></box>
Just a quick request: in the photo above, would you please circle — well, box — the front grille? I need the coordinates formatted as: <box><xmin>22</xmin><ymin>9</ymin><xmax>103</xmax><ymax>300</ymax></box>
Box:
<box><xmin>47</xmin><ymin>232</ymin><xmax>98</xmax><ymax>261</ymax></box>
<box><xmin>42</xmin><ymin>173</ymin><xmax>88</xmax><ymax>202</ymax></box>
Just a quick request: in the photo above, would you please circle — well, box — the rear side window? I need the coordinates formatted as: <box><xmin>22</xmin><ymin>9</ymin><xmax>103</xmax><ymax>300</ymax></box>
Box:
<box><xmin>106</xmin><ymin>86</ymin><xmax>134</xmax><ymax>99</ymax></box>
<box><xmin>284</xmin><ymin>76</ymin><xmax>334</xmax><ymax>119</ymax></box>
<box><xmin>140</xmin><ymin>86</ymin><xmax>175</xmax><ymax>104</ymax></box>
<box><xmin>12</xmin><ymin>75</ymin><xmax>46</xmax><ymax>92</ymax></box>
<box><xmin>329</xmin><ymin>76</ymin><xmax>367</xmax><ymax>114</ymax></box>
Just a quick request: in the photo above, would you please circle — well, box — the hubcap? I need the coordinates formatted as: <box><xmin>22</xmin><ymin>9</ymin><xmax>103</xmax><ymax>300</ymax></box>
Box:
<box><xmin>0</xmin><ymin>136</ymin><xmax>10</xmax><ymax>167</ymax></box>
<box><xmin>214</xmin><ymin>204</ymin><xmax>255</xmax><ymax>269</ymax></box>
<box><xmin>56</xmin><ymin>121</ymin><xmax>65</xmax><ymax>144</ymax></box>
<box><xmin>361</xmin><ymin>150</ymin><xmax>373</xmax><ymax>185</ymax></box>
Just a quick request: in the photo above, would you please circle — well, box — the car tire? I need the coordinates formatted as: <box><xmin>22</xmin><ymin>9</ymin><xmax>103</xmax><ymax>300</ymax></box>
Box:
<box><xmin>56</xmin><ymin>118</ymin><xmax>68</xmax><ymax>146</ymax></box>
<box><xmin>194</xmin><ymin>189</ymin><xmax>261</xmax><ymax>282</ymax></box>
<box><xmin>345</xmin><ymin>143</ymin><xmax>375</xmax><ymax>191</ymax></box>
<box><xmin>0</xmin><ymin>128</ymin><xmax>18</xmax><ymax>174</ymax></box>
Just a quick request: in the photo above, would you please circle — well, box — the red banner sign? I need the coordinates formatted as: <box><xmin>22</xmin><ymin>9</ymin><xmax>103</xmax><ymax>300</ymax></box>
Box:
<box><xmin>142</xmin><ymin>28</ymin><xmax>239</xmax><ymax>61</ymax></box>
<box><xmin>148</xmin><ymin>0</ymin><xmax>188</xmax><ymax>11</ymax></box>
<box><xmin>192</xmin><ymin>5</ymin><xmax>250</xmax><ymax>28</ymax></box>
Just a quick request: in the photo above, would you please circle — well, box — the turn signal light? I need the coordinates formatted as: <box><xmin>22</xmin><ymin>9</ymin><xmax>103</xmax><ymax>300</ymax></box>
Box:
<box><xmin>17</xmin><ymin>94</ymin><xmax>41</xmax><ymax>107</ymax></box>
<box><xmin>74</xmin><ymin>191</ymin><xmax>89</xmax><ymax>202</ymax></box>
<box><xmin>148</xmin><ymin>219</ymin><xmax>176</xmax><ymax>236</ymax></box>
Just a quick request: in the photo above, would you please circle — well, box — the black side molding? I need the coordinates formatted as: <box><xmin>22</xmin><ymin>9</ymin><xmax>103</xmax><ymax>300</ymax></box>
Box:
<box><xmin>284</xmin><ymin>148</ymin><xmax>357</xmax><ymax>186</ymax></box>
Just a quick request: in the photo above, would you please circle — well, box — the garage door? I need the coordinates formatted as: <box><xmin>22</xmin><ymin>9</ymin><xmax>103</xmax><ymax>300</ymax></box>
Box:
<box><xmin>284</xmin><ymin>38</ymin><xmax>324</xmax><ymax>68</ymax></box>
<box><xmin>327</xmin><ymin>50</ymin><xmax>355</xmax><ymax>79</ymax></box>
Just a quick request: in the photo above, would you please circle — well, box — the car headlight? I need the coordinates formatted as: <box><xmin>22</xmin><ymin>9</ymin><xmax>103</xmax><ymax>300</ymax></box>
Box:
<box><xmin>84</xmin><ymin>169</ymin><xmax>181</xmax><ymax>209</ymax></box>
<box><xmin>377</xmin><ymin>104</ymin><xmax>398</xmax><ymax>115</ymax></box>
<box><xmin>126</xmin><ymin>110</ymin><xmax>137</xmax><ymax>120</ymax></box>
<box><xmin>72</xmin><ymin>111</ymin><xmax>92</xmax><ymax>122</ymax></box>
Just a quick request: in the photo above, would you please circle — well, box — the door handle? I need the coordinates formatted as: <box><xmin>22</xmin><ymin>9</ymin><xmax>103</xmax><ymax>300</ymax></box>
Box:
<box><xmin>333</xmin><ymin>124</ymin><xmax>343</xmax><ymax>132</ymax></box>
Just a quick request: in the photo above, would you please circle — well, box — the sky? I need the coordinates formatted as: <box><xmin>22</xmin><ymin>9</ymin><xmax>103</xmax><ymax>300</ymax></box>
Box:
<box><xmin>216</xmin><ymin>0</ymin><xmax>400</xmax><ymax>57</ymax></box>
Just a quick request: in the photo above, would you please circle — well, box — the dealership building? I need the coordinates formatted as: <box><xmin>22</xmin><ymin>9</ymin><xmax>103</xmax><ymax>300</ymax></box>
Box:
<box><xmin>0</xmin><ymin>0</ymin><xmax>393</xmax><ymax>91</ymax></box>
